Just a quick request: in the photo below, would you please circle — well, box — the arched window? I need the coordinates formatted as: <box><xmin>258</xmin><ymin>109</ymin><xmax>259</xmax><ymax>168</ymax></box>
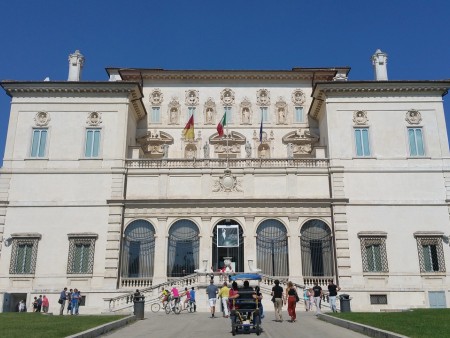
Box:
<box><xmin>256</xmin><ymin>220</ymin><xmax>289</xmax><ymax>276</ymax></box>
<box><xmin>121</xmin><ymin>220</ymin><xmax>155</xmax><ymax>278</ymax></box>
<box><xmin>167</xmin><ymin>220</ymin><xmax>200</xmax><ymax>277</ymax></box>
<box><xmin>300</xmin><ymin>220</ymin><xmax>333</xmax><ymax>277</ymax></box>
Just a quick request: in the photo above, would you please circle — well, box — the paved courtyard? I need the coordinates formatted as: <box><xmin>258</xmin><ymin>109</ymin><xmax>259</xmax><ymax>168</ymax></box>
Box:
<box><xmin>102</xmin><ymin>310</ymin><xmax>368</xmax><ymax>338</ymax></box>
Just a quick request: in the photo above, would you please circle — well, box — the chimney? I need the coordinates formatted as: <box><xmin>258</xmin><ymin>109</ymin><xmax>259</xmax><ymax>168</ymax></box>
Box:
<box><xmin>372</xmin><ymin>49</ymin><xmax>388</xmax><ymax>81</ymax></box>
<box><xmin>67</xmin><ymin>50</ymin><xmax>85</xmax><ymax>81</ymax></box>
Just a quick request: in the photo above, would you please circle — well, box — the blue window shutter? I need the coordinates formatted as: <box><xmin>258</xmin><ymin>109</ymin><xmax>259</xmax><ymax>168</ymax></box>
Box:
<box><xmin>408</xmin><ymin>128</ymin><xmax>417</xmax><ymax>156</ymax></box>
<box><xmin>85</xmin><ymin>130</ymin><xmax>93</xmax><ymax>157</ymax></box>
<box><xmin>415</xmin><ymin>129</ymin><xmax>424</xmax><ymax>156</ymax></box>
<box><xmin>295</xmin><ymin>107</ymin><xmax>304</xmax><ymax>123</ymax></box>
<box><xmin>355</xmin><ymin>129</ymin><xmax>363</xmax><ymax>156</ymax></box>
<box><xmin>362</xmin><ymin>129</ymin><xmax>370</xmax><ymax>156</ymax></box>
<box><xmin>31</xmin><ymin>129</ymin><xmax>47</xmax><ymax>158</ymax></box>
<box><xmin>92</xmin><ymin>130</ymin><xmax>100</xmax><ymax>157</ymax></box>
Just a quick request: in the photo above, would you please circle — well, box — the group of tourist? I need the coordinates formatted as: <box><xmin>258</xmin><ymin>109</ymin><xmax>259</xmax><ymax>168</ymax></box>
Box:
<box><xmin>59</xmin><ymin>287</ymin><xmax>82</xmax><ymax>315</ymax></box>
<box><xmin>160</xmin><ymin>285</ymin><xmax>196</xmax><ymax>312</ymax></box>
<box><xmin>29</xmin><ymin>295</ymin><xmax>50</xmax><ymax>313</ymax></box>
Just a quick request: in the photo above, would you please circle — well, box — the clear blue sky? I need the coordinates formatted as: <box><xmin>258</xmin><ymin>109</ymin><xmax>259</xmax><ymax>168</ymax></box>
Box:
<box><xmin>1</xmin><ymin>0</ymin><xmax>449</xmax><ymax>165</ymax></box>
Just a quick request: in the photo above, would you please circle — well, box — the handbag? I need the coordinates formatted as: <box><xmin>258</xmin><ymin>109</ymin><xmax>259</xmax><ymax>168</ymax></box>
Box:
<box><xmin>58</xmin><ymin>299</ymin><xmax>63</xmax><ymax>304</ymax></box>
<box><xmin>295</xmin><ymin>292</ymin><xmax>300</xmax><ymax>302</ymax></box>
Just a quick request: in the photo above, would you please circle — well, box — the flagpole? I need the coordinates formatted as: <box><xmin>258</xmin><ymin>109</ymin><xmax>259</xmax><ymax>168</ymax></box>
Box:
<box><xmin>226</xmin><ymin>109</ymin><xmax>229</xmax><ymax>169</ymax></box>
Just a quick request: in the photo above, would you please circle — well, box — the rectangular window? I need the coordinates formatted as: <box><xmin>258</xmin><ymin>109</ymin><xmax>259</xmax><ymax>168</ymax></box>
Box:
<box><xmin>408</xmin><ymin>128</ymin><xmax>425</xmax><ymax>156</ymax></box>
<box><xmin>9</xmin><ymin>236</ymin><xmax>40</xmax><ymax>275</ymax></box>
<box><xmin>67</xmin><ymin>235</ymin><xmax>97</xmax><ymax>274</ymax></box>
<box><xmin>224</xmin><ymin>107</ymin><xmax>232</xmax><ymax>123</ymax></box>
<box><xmin>151</xmin><ymin>107</ymin><xmax>161</xmax><ymax>123</ymax></box>
<box><xmin>30</xmin><ymin>128</ymin><xmax>48</xmax><ymax>158</ymax></box>
<box><xmin>294</xmin><ymin>107</ymin><xmax>304</xmax><ymax>123</ymax></box>
<box><xmin>260</xmin><ymin>107</ymin><xmax>268</xmax><ymax>122</ymax></box>
<box><xmin>188</xmin><ymin>107</ymin><xmax>196</xmax><ymax>118</ymax></box>
<box><xmin>359</xmin><ymin>235</ymin><xmax>388</xmax><ymax>273</ymax></box>
<box><xmin>415</xmin><ymin>236</ymin><xmax>445</xmax><ymax>273</ymax></box>
<box><xmin>85</xmin><ymin>129</ymin><xmax>101</xmax><ymax>158</ymax></box>
<box><xmin>354</xmin><ymin>128</ymin><xmax>371</xmax><ymax>157</ymax></box>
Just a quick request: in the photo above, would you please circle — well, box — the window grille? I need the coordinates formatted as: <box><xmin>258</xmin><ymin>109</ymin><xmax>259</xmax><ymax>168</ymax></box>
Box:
<box><xmin>9</xmin><ymin>236</ymin><xmax>40</xmax><ymax>274</ymax></box>
<box><xmin>121</xmin><ymin>220</ymin><xmax>155</xmax><ymax>278</ymax></box>
<box><xmin>300</xmin><ymin>220</ymin><xmax>333</xmax><ymax>277</ymax></box>
<box><xmin>360</xmin><ymin>237</ymin><xmax>389</xmax><ymax>272</ymax></box>
<box><xmin>370</xmin><ymin>294</ymin><xmax>388</xmax><ymax>305</ymax></box>
<box><xmin>416</xmin><ymin>237</ymin><xmax>445</xmax><ymax>273</ymax></box>
<box><xmin>67</xmin><ymin>235</ymin><xmax>97</xmax><ymax>274</ymax></box>
<box><xmin>256</xmin><ymin>220</ymin><xmax>289</xmax><ymax>276</ymax></box>
<box><xmin>167</xmin><ymin>220</ymin><xmax>199</xmax><ymax>277</ymax></box>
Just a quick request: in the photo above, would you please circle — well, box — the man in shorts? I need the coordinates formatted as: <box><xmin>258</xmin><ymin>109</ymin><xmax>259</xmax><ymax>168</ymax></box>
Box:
<box><xmin>206</xmin><ymin>279</ymin><xmax>218</xmax><ymax>318</ymax></box>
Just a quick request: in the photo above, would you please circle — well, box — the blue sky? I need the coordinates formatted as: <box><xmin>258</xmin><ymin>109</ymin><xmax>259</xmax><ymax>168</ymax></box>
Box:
<box><xmin>1</xmin><ymin>0</ymin><xmax>449</xmax><ymax>164</ymax></box>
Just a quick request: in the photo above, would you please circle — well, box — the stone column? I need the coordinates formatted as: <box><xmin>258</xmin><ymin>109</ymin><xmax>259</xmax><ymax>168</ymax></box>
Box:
<box><xmin>244</xmin><ymin>216</ymin><xmax>255</xmax><ymax>273</ymax></box>
<box><xmin>153</xmin><ymin>217</ymin><xmax>168</xmax><ymax>284</ymax></box>
<box><xmin>288</xmin><ymin>216</ymin><xmax>302</xmax><ymax>283</ymax></box>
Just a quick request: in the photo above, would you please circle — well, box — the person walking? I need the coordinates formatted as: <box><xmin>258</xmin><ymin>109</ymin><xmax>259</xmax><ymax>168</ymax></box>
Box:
<box><xmin>312</xmin><ymin>282</ymin><xmax>323</xmax><ymax>315</ymax></box>
<box><xmin>42</xmin><ymin>295</ymin><xmax>49</xmax><ymax>313</ymax></box>
<box><xmin>18</xmin><ymin>300</ymin><xmax>26</xmax><ymax>312</ymax></box>
<box><xmin>303</xmin><ymin>288</ymin><xmax>311</xmax><ymax>311</ymax></box>
<box><xmin>285</xmin><ymin>281</ymin><xmax>298</xmax><ymax>322</ymax></box>
<box><xmin>218</xmin><ymin>282</ymin><xmax>230</xmax><ymax>318</ymax></box>
<box><xmin>189</xmin><ymin>287</ymin><xmax>196</xmax><ymax>312</ymax></box>
<box><xmin>36</xmin><ymin>295</ymin><xmax>42</xmax><ymax>312</ymax></box>
<box><xmin>66</xmin><ymin>289</ymin><xmax>73</xmax><ymax>314</ymax></box>
<box><xmin>71</xmin><ymin>288</ymin><xmax>80</xmax><ymax>315</ymax></box>
<box><xmin>327</xmin><ymin>280</ymin><xmax>341</xmax><ymax>312</ymax></box>
<box><xmin>206</xmin><ymin>279</ymin><xmax>219</xmax><ymax>318</ymax></box>
<box><xmin>59</xmin><ymin>287</ymin><xmax>67</xmax><ymax>315</ymax></box>
<box><xmin>254</xmin><ymin>286</ymin><xmax>264</xmax><ymax>319</ymax></box>
<box><xmin>271</xmin><ymin>279</ymin><xmax>284</xmax><ymax>322</ymax></box>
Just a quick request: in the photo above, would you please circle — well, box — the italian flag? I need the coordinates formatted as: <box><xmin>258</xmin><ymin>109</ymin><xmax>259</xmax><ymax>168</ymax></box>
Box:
<box><xmin>183</xmin><ymin>115</ymin><xmax>195</xmax><ymax>140</ymax></box>
<box><xmin>217</xmin><ymin>113</ymin><xmax>226</xmax><ymax>137</ymax></box>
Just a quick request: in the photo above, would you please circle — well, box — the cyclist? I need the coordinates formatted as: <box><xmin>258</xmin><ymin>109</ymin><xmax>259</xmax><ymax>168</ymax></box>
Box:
<box><xmin>161</xmin><ymin>288</ymin><xmax>170</xmax><ymax>308</ymax></box>
<box><xmin>171</xmin><ymin>286</ymin><xmax>180</xmax><ymax>310</ymax></box>
<box><xmin>182</xmin><ymin>287</ymin><xmax>191</xmax><ymax>309</ymax></box>
<box><xmin>189</xmin><ymin>287</ymin><xmax>196</xmax><ymax>312</ymax></box>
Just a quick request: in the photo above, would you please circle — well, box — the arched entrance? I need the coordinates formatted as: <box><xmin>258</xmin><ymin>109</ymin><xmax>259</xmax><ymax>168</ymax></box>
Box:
<box><xmin>167</xmin><ymin>219</ymin><xmax>200</xmax><ymax>277</ymax></box>
<box><xmin>121</xmin><ymin>219</ymin><xmax>155</xmax><ymax>278</ymax></box>
<box><xmin>300</xmin><ymin>219</ymin><xmax>333</xmax><ymax>277</ymax></box>
<box><xmin>212</xmin><ymin>219</ymin><xmax>244</xmax><ymax>272</ymax></box>
<box><xmin>256</xmin><ymin>219</ymin><xmax>289</xmax><ymax>276</ymax></box>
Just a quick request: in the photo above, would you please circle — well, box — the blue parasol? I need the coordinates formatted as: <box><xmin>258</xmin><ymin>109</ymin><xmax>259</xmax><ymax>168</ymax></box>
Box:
<box><xmin>229</xmin><ymin>273</ymin><xmax>261</xmax><ymax>281</ymax></box>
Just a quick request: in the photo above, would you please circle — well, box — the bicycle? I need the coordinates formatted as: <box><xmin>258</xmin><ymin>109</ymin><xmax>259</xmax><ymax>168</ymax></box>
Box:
<box><xmin>165</xmin><ymin>296</ymin><xmax>181</xmax><ymax>315</ymax></box>
<box><xmin>183</xmin><ymin>299</ymin><xmax>196</xmax><ymax>313</ymax></box>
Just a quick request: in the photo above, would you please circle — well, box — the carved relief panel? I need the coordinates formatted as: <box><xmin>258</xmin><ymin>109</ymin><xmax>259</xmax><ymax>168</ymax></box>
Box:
<box><xmin>34</xmin><ymin>111</ymin><xmax>50</xmax><ymax>126</ymax></box>
<box><xmin>291</xmin><ymin>89</ymin><xmax>306</xmax><ymax>105</ymax></box>
<box><xmin>212</xmin><ymin>169</ymin><xmax>243</xmax><ymax>193</ymax></box>
<box><xmin>86</xmin><ymin>112</ymin><xmax>102</xmax><ymax>126</ymax></box>
<box><xmin>167</xmin><ymin>97</ymin><xmax>181</xmax><ymax>125</ymax></box>
<box><xmin>405</xmin><ymin>109</ymin><xmax>422</xmax><ymax>125</ymax></box>
<box><xmin>275</xmin><ymin>97</ymin><xmax>288</xmax><ymax>125</ymax></box>
<box><xmin>256</xmin><ymin>89</ymin><xmax>270</xmax><ymax>106</ymax></box>
<box><xmin>185</xmin><ymin>89</ymin><xmax>199</xmax><ymax>106</ymax></box>
<box><xmin>221</xmin><ymin>88</ymin><xmax>235</xmax><ymax>106</ymax></box>
<box><xmin>150</xmin><ymin>89</ymin><xmax>164</xmax><ymax>105</ymax></box>
<box><xmin>353</xmin><ymin>110</ymin><xmax>369</xmax><ymax>125</ymax></box>
<box><xmin>204</xmin><ymin>98</ymin><xmax>216</xmax><ymax>125</ymax></box>
<box><xmin>240</xmin><ymin>97</ymin><xmax>252</xmax><ymax>125</ymax></box>
<box><xmin>282</xmin><ymin>128</ymin><xmax>319</xmax><ymax>156</ymax></box>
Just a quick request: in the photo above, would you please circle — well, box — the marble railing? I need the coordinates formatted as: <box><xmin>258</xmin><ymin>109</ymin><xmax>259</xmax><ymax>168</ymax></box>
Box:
<box><xmin>120</xmin><ymin>278</ymin><xmax>153</xmax><ymax>289</ymax></box>
<box><xmin>126</xmin><ymin>158</ymin><xmax>329</xmax><ymax>169</ymax></box>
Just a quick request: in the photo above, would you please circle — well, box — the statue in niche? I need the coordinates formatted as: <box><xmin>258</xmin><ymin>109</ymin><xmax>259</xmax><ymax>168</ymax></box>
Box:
<box><xmin>278</xmin><ymin>108</ymin><xmax>286</xmax><ymax>124</ymax></box>
<box><xmin>242</xmin><ymin>108</ymin><xmax>250</xmax><ymax>124</ymax></box>
<box><xmin>205</xmin><ymin>108</ymin><xmax>213</xmax><ymax>124</ymax></box>
<box><xmin>259</xmin><ymin>146</ymin><xmax>268</xmax><ymax>158</ymax></box>
<box><xmin>186</xmin><ymin>148</ymin><xmax>196</xmax><ymax>159</ymax></box>
<box><xmin>162</xmin><ymin>144</ymin><xmax>169</xmax><ymax>159</ymax></box>
<box><xmin>203</xmin><ymin>142</ymin><xmax>210</xmax><ymax>158</ymax></box>
<box><xmin>287</xmin><ymin>143</ymin><xmax>294</xmax><ymax>159</ymax></box>
<box><xmin>170</xmin><ymin>108</ymin><xmax>178</xmax><ymax>124</ymax></box>
<box><xmin>245</xmin><ymin>141</ymin><xmax>252</xmax><ymax>158</ymax></box>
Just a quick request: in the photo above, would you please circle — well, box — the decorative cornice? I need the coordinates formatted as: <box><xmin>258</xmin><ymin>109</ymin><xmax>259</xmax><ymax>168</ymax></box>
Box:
<box><xmin>308</xmin><ymin>81</ymin><xmax>450</xmax><ymax>120</ymax></box>
<box><xmin>0</xmin><ymin>81</ymin><xmax>147</xmax><ymax>120</ymax></box>
<box><xmin>112</xmin><ymin>68</ymin><xmax>344</xmax><ymax>82</ymax></box>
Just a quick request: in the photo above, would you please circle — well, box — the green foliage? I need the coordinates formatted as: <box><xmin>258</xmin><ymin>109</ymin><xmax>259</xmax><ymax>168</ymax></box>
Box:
<box><xmin>332</xmin><ymin>309</ymin><xmax>450</xmax><ymax>338</ymax></box>
<box><xmin>0</xmin><ymin>313</ymin><xmax>126</xmax><ymax>338</ymax></box>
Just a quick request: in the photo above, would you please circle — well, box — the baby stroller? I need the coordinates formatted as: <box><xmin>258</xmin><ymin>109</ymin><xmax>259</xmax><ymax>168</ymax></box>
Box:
<box><xmin>229</xmin><ymin>273</ymin><xmax>262</xmax><ymax>336</ymax></box>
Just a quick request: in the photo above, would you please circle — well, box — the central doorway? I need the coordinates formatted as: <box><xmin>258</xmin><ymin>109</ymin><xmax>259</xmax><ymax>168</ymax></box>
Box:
<box><xmin>212</xmin><ymin>219</ymin><xmax>244</xmax><ymax>272</ymax></box>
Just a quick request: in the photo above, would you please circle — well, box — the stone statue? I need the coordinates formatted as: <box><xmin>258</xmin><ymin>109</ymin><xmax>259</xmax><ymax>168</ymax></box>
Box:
<box><xmin>170</xmin><ymin>108</ymin><xmax>177</xmax><ymax>123</ymax></box>
<box><xmin>278</xmin><ymin>108</ymin><xmax>286</xmax><ymax>124</ymax></box>
<box><xmin>162</xmin><ymin>144</ymin><xmax>169</xmax><ymax>159</ymax></box>
<box><xmin>242</xmin><ymin>108</ymin><xmax>250</xmax><ymax>124</ymax></box>
<box><xmin>245</xmin><ymin>141</ymin><xmax>252</xmax><ymax>158</ymax></box>
<box><xmin>205</xmin><ymin>108</ymin><xmax>213</xmax><ymax>124</ymax></box>
<box><xmin>287</xmin><ymin>143</ymin><xmax>294</xmax><ymax>159</ymax></box>
<box><xmin>203</xmin><ymin>142</ymin><xmax>210</xmax><ymax>158</ymax></box>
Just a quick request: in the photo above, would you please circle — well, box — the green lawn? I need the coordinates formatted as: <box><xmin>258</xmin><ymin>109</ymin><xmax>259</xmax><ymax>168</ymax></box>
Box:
<box><xmin>332</xmin><ymin>309</ymin><xmax>450</xmax><ymax>338</ymax></box>
<box><xmin>0</xmin><ymin>313</ymin><xmax>127</xmax><ymax>338</ymax></box>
